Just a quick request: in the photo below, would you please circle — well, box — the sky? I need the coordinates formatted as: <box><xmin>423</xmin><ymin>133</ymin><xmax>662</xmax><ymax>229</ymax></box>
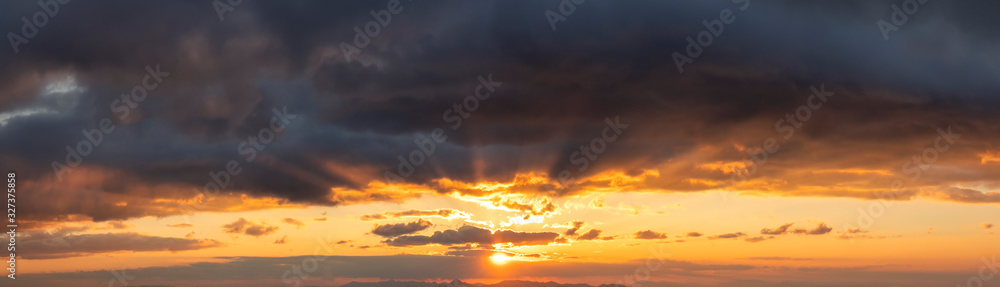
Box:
<box><xmin>1</xmin><ymin>0</ymin><xmax>1000</xmax><ymax>286</ymax></box>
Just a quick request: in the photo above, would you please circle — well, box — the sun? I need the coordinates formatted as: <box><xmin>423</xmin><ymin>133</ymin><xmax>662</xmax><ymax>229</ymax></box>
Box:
<box><xmin>490</xmin><ymin>253</ymin><xmax>510</xmax><ymax>264</ymax></box>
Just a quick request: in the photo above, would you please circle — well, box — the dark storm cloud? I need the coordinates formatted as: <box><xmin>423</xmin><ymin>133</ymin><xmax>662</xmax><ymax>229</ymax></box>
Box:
<box><xmin>2</xmin><ymin>0</ymin><xmax>1000</xmax><ymax>223</ymax></box>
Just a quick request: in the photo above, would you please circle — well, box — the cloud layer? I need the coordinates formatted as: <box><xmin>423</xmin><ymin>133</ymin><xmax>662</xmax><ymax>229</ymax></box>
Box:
<box><xmin>384</xmin><ymin>225</ymin><xmax>565</xmax><ymax>247</ymax></box>
<box><xmin>21</xmin><ymin>229</ymin><xmax>222</xmax><ymax>259</ymax></box>
<box><xmin>2</xmin><ymin>1</ymin><xmax>1000</xmax><ymax>225</ymax></box>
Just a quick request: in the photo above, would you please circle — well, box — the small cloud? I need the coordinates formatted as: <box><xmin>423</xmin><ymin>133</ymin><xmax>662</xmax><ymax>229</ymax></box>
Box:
<box><xmin>792</xmin><ymin>223</ymin><xmax>833</xmax><ymax>235</ymax></box>
<box><xmin>981</xmin><ymin>223</ymin><xmax>994</xmax><ymax>230</ymax></box>
<box><xmin>315</xmin><ymin>217</ymin><xmax>327</xmax><ymax>221</ymax></box>
<box><xmin>708</xmin><ymin>232</ymin><xmax>746</xmax><ymax>239</ymax></box>
<box><xmin>919</xmin><ymin>187</ymin><xmax>1000</xmax><ymax>204</ymax></box>
<box><xmin>747</xmin><ymin>257</ymin><xmax>814</xmax><ymax>261</ymax></box>
<box><xmin>686</xmin><ymin>232</ymin><xmax>703</xmax><ymax>237</ymax></box>
<box><xmin>761</xmin><ymin>223</ymin><xmax>794</xmax><ymax>235</ymax></box>
<box><xmin>565</xmin><ymin>221</ymin><xmax>585</xmax><ymax>236</ymax></box>
<box><xmin>837</xmin><ymin>232</ymin><xmax>901</xmax><ymax>240</ymax></box>
<box><xmin>634</xmin><ymin>230</ymin><xmax>668</xmax><ymax>239</ymax></box>
<box><xmin>576</xmin><ymin>229</ymin><xmax>609</xmax><ymax>240</ymax></box>
<box><xmin>167</xmin><ymin>223</ymin><xmax>194</xmax><ymax>228</ymax></box>
<box><xmin>360</xmin><ymin>214</ymin><xmax>387</xmax><ymax>221</ymax></box>
<box><xmin>371</xmin><ymin>219</ymin><xmax>433</xmax><ymax>237</ymax></box>
<box><xmin>222</xmin><ymin>218</ymin><xmax>279</xmax><ymax>238</ymax></box>
<box><xmin>274</xmin><ymin>235</ymin><xmax>288</xmax><ymax>244</ymax></box>
<box><xmin>360</xmin><ymin>209</ymin><xmax>471</xmax><ymax>221</ymax></box>
<box><xmin>383</xmin><ymin>225</ymin><xmax>564</xmax><ymax>247</ymax></box>
<box><xmin>978</xmin><ymin>151</ymin><xmax>1000</xmax><ymax>165</ymax></box>
<box><xmin>184</xmin><ymin>232</ymin><xmax>194</xmax><ymax>239</ymax></box>
<box><xmin>489</xmin><ymin>197</ymin><xmax>558</xmax><ymax>216</ymax></box>
<box><xmin>447</xmin><ymin>244</ymin><xmax>474</xmax><ymax>250</ymax></box>
<box><xmin>845</xmin><ymin>227</ymin><xmax>867</xmax><ymax>234</ymax></box>
<box><xmin>106</xmin><ymin>221</ymin><xmax>133</xmax><ymax>229</ymax></box>
<box><xmin>336</xmin><ymin>240</ymin><xmax>352</xmax><ymax>245</ymax></box>
<box><xmin>744</xmin><ymin>236</ymin><xmax>771</xmax><ymax>243</ymax></box>
<box><xmin>283</xmin><ymin>218</ymin><xmax>305</xmax><ymax>228</ymax></box>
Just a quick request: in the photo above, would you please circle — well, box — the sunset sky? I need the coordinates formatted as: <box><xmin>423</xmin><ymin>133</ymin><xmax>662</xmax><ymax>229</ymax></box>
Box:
<box><xmin>1</xmin><ymin>1</ymin><xmax>1000</xmax><ymax>286</ymax></box>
